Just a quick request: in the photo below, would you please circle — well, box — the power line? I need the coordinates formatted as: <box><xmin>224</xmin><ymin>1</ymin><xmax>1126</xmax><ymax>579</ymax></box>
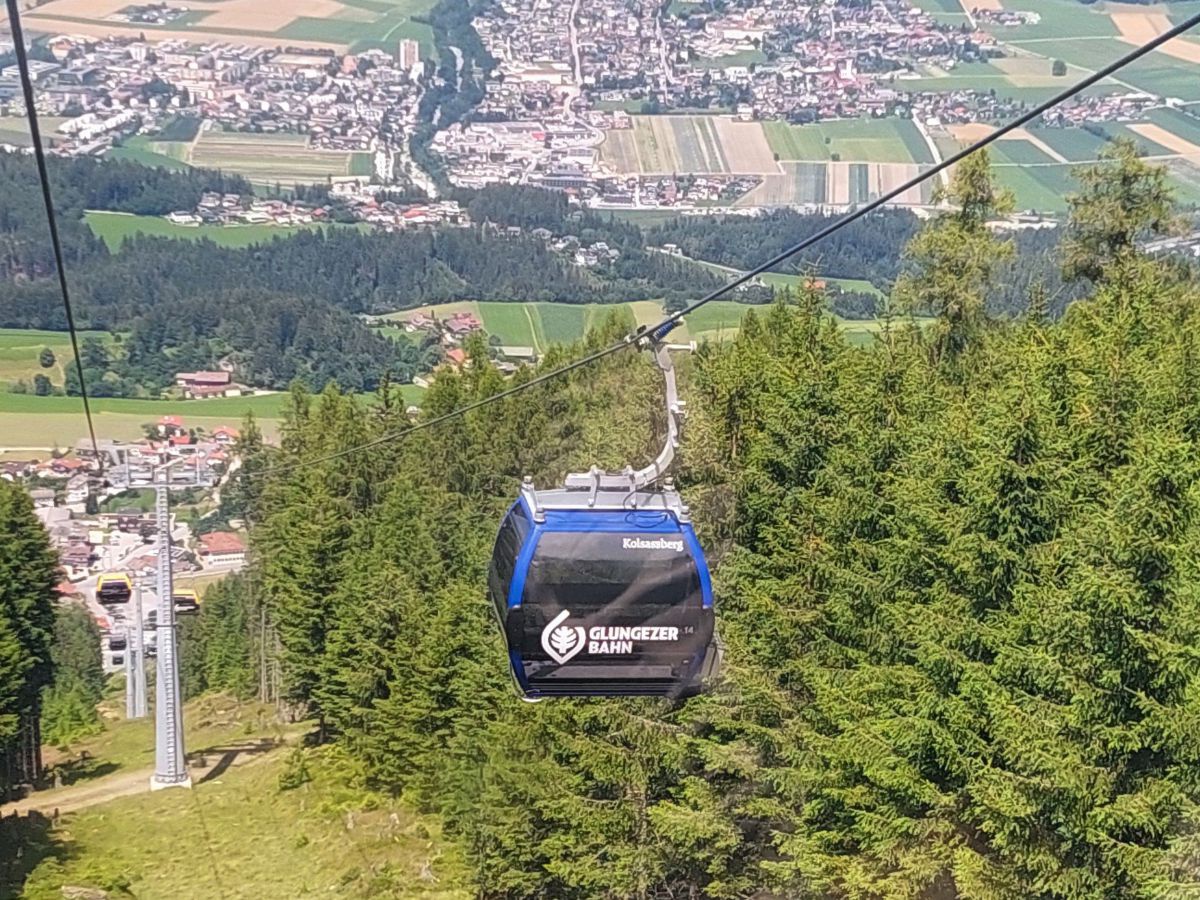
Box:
<box><xmin>4</xmin><ymin>0</ymin><xmax>103</xmax><ymax>468</ymax></box>
<box><xmin>169</xmin><ymin>13</ymin><xmax>1200</xmax><ymax>477</ymax></box>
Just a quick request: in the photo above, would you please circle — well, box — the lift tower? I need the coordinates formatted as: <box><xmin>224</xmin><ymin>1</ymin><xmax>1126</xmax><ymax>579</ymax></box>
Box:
<box><xmin>124</xmin><ymin>580</ymin><xmax>148</xmax><ymax>720</ymax></box>
<box><xmin>151</xmin><ymin>468</ymin><xmax>191</xmax><ymax>790</ymax></box>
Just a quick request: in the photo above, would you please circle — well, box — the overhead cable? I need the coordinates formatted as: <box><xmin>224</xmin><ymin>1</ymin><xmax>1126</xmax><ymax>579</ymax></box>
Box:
<box><xmin>5</xmin><ymin>0</ymin><xmax>104</xmax><ymax>469</ymax></box>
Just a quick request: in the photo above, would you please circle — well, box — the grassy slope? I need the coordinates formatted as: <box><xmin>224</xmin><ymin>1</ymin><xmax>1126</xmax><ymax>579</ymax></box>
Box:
<box><xmin>10</xmin><ymin>695</ymin><xmax>467</xmax><ymax>900</ymax></box>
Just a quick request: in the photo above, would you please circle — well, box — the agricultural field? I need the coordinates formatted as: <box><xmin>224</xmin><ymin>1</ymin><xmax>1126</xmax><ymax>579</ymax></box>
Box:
<box><xmin>0</xmin><ymin>116</ymin><xmax>70</xmax><ymax>149</ymax></box>
<box><xmin>23</xmin><ymin>0</ymin><xmax>437</xmax><ymax>53</ymax></box>
<box><xmin>1026</xmin><ymin>127</ymin><xmax>1110</xmax><ymax>163</ymax></box>
<box><xmin>0</xmin><ymin>385</ymin><xmax>424</xmax><ymax>449</ymax></box>
<box><xmin>908</xmin><ymin>0</ymin><xmax>970</xmax><ymax>24</ymax></box>
<box><xmin>976</xmin><ymin>0</ymin><xmax>1116</xmax><ymax>40</ymax></box>
<box><xmin>691</xmin><ymin>49</ymin><xmax>768</xmax><ymax>69</ymax></box>
<box><xmin>738</xmin><ymin>160</ymin><xmax>932</xmax><ymax>208</ymax></box>
<box><xmin>602</xmin><ymin>115</ymin><xmax>777</xmax><ymax>174</ymax></box>
<box><xmin>979</xmin><ymin>0</ymin><xmax>1200</xmax><ymax>101</ymax></box>
<box><xmin>84</xmin><ymin>211</ymin><xmax>340</xmax><ymax>250</ymax></box>
<box><xmin>380</xmin><ymin>299</ymin><xmax>908</xmax><ymax>349</ymax></box>
<box><xmin>764</xmin><ymin>117</ymin><xmax>934</xmax><ymax>164</ymax></box>
<box><xmin>0</xmin><ymin>392</ymin><xmax>284</xmax><ymax>447</ymax></box>
<box><xmin>187</xmin><ymin>128</ymin><xmax>358</xmax><ymax>186</ymax></box>
<box><xmin>1144</xmin><ymin>106</ymin><xmax>1200</xmax><ymax>147</ymax></box>
<box><xmin>988</xmin><ymin>139</ymin><xmax>1060</xmax><ymax>167</ymax></box>
<box><xmin>105</xmin><ymin>136</ymin><xmax>191</xmax><ymax>171</ymax></box>
<box><xmin>992</xmin><ymin>165</ymin><xmax>1075</xmax><ymax>213</ymax></box>
<box><xmin>0</xmin><ymin>329</ymin><xmax>108</xmax><ymax>391</ymax></box>
<box><xmin>940</xmin><ymin>114</ymin><xmax>1200</xmax><ymax>210</ymax></box>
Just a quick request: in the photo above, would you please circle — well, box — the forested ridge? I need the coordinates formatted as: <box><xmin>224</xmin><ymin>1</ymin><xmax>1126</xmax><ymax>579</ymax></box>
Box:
<box><xmin>150</xmin><ymin>144</ymin><xmax>1200</xmax><ymax>897</ymax></box>
<box><xmin>0</xmin><ymin>151</ymin><xmax>1123</xmax><ymax>395</ymax></box>
<box><xmin>0</xmin><ymin>154</ymin><xmax>723</xmax><ymax>392</ymax></box>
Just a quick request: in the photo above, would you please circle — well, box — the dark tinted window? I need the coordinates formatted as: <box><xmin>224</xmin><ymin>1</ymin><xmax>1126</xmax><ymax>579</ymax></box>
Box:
<box><xmin>521</xmin><ymin>531</ymin><xmax>701</xmax><ymax>644</ymax></box>
<box><xmin>526</xmin><ymin>531</ymin><xmax>699</xmax><ymax>616</ymax></box>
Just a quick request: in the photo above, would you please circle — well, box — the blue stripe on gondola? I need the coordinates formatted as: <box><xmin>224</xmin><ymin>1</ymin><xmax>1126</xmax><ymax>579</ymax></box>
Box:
<box><xmin>506</xmin><ymin>511</ymin><xmax>542</xmax><ymax>694</ymax></box>
<box><xmin>680</xmin><ymin>523</ymin><xmax>714</xmax><ymax>609</ymax></box>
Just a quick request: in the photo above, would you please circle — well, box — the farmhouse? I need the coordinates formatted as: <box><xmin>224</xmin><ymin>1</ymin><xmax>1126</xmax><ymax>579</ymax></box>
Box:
<box><xmin>175</xmin><ymin>370</ymin><xmax>250</xmax><ymax>399</ymax></box>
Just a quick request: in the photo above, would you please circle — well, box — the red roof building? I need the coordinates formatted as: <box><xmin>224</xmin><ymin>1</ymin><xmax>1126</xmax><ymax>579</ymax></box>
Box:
<box><xmin>198</xmin><ymin>531</ymin><xmax>247</xmax><ymax>564</ymax></box>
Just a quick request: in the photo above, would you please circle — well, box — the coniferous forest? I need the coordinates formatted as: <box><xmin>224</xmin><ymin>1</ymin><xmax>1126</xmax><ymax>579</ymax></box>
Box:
<box><xmin>3</xmin><ymin>143</ymin><xmax>1200</xmax><ymax>895</ymax></box>
<box><xmin>147</xmin><ymin>144</ymin><xmax>1200</xmax><ymax>896</ymax></box>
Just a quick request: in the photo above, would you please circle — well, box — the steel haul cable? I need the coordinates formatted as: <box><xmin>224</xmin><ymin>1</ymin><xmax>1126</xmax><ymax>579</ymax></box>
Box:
<box><xmin>4</xmin><ymin>0</ymin><xmax>103</xmax><ymax>468</ymax></box>
<box><xmin>256</xmin><ymin>7</ymin><xmax>1200</xmax><ymax>478</ymax></box>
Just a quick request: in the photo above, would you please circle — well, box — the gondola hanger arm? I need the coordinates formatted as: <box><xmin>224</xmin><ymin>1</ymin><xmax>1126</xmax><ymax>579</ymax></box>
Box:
<box><xmin>563</xmin><ymin>327</ymin><xmax>694</xmax><ymax>500</ymax></box>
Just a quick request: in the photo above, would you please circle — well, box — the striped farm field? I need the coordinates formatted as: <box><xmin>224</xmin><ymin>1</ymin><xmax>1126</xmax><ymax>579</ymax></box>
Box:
<box><xmin>605</xmin><ymin>116</ymin><xmax>778</xmax><ymax>174</ymax></box>
<box><xmin>1145</xmin><ymin>107</ymin><xmax>1200</xmax><ymax>148</ymax></box>
<box><xmin>187</xmin><ymin>128</ymin><xmax>356</xmax><ymax>186</ymax></box>
<box><xmin>1028</xmin><ymin>127</ymin><xmax>1110</xmax><ymax>163</ymax></box>
<box><xmin>739</xmin><ymin>161</ymin><xmax>930</xmax><ymax>208</ymax></box>
<box><xmin>989</xmin><ymin>140</ymin><xmax>1059</xmax><ymax>167</ymax></box>
<box><xmin>738</xmin><ymin>162</ymin><xmax>828</xmax><ymax>206</ymax></box>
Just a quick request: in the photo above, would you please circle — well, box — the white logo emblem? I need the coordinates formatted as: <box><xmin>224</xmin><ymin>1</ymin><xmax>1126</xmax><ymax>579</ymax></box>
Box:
<box><xmin>541</xmin><ymin>610</ymin><xmax>587</xmax><ymax>665</ymax></box>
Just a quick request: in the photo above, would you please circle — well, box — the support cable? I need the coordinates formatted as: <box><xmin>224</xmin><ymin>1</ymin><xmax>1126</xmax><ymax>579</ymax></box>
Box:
<box><xmin>4</xmin><ymin>0</ymin><xmax>103</xmax><ymax>468</ymax></box>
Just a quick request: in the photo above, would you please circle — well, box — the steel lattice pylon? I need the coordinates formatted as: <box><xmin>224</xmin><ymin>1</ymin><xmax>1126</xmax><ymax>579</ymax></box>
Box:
<box><xmin>125</xmin><ymin>582</ymin><xmax>148</xmax><ymax>720</ymax></box>
<box><xmin>151</xmin><ymin>474</ymin><xmax>191</xmax><ymax>790</ymax></box>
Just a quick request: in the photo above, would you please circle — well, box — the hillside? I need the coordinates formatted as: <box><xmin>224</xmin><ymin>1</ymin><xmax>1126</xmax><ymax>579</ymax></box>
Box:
<box><xmin>2</xmin><ymin>695</ymin><xmax>466</xmax><ymax>900</ymax></box>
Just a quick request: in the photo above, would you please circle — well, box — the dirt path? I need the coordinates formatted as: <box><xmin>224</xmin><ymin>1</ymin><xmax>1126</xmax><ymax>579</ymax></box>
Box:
<box><xmin>1</xmin><ymin>741</ymin><xmax>285</xmax><ymax>817</ymax></box>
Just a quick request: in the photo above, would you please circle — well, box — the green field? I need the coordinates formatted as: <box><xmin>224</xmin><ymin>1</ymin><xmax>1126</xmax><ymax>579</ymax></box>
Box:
<box><xmin>1099</xmin><ymin>122</ymin><xmax>1178</xmax><ymax>157</ymax></box>
<box><xmin>0</xmin><ymin>384</ymin><xmax>424</xmax><ymax>448</ymax></box>
<box><xmin>275</xmin><ymin>0</ymin><xmax>438</xmax><ymax>53</ymax></box>
<box><xmin>1028</xmin><ymin>127</ymin><xmax>1110</xmax><ymax>162</ymax></box>
<box><xmin>384</xmin><ymin>299</ymin><xmax>910</xmax><ymax>349</ymax></box>
<box><xmin>992</xmin><ymin>5</ymin><xmax>1200</xmax><ymax>102</ymax></box>
<box><xmin>994</xmin><ymin>165</ymin><xmax>1074</xmax><ymax>213</ymax></box>
<box><xmin>535</xmin><ymin>303</ymin><xmax>591</xmax><ymax>345</ymax></box>
<box><xmin>764</xmin><ymin>118</ymin><xmax>934</xmax><ymax>164</ymax></box>
<box><xmin>0</xmin><ymin>393</ymin><xmax>283</xmax><ymax>447</ymax></box>
<box><xmin>1146</xmin><ymin>107</ymin><xmax>1200</xmax><ymax>146</ymax></box>
<box><xmin>84</xmin><ymin>211</ymin><xmax>337</xmax><ymax>250</ymax></box>
<box><xmin>106</xmin><ymin>135</ymin><xmax>192</xmax><ymax>171</ymax></box>
<box><xmin>982</xmin><ymin>0</ymin><xmax>1117</xmax><ymax>40</ymax></box>
<box><xmin>0</xmin><ymin>328</ymin><xmax>109</xmax><ymax>390</ymax></box>
<box><xmin>990</xmin><ymin>140</ymin><xmax>1059</xmax><ymax>167</ymax></box>
<box><xmin>23</xmin><ymin>0</ymin><xmax>437</xmax><ymax>55</ymax></box>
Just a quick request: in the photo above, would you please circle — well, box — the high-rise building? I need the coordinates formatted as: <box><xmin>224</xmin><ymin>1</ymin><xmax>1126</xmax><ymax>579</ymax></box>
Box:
<box><xmin>396</xmin><ymin>38</ymin><xmax>420</xmax><ymax>71</ymax></box>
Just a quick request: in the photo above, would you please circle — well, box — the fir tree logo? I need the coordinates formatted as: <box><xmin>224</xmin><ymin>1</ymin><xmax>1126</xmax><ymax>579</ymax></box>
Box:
<box><xmin>541</xmin><ymin>610</ymin><xmax>587</xmax><ymax>665</ymax></box>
